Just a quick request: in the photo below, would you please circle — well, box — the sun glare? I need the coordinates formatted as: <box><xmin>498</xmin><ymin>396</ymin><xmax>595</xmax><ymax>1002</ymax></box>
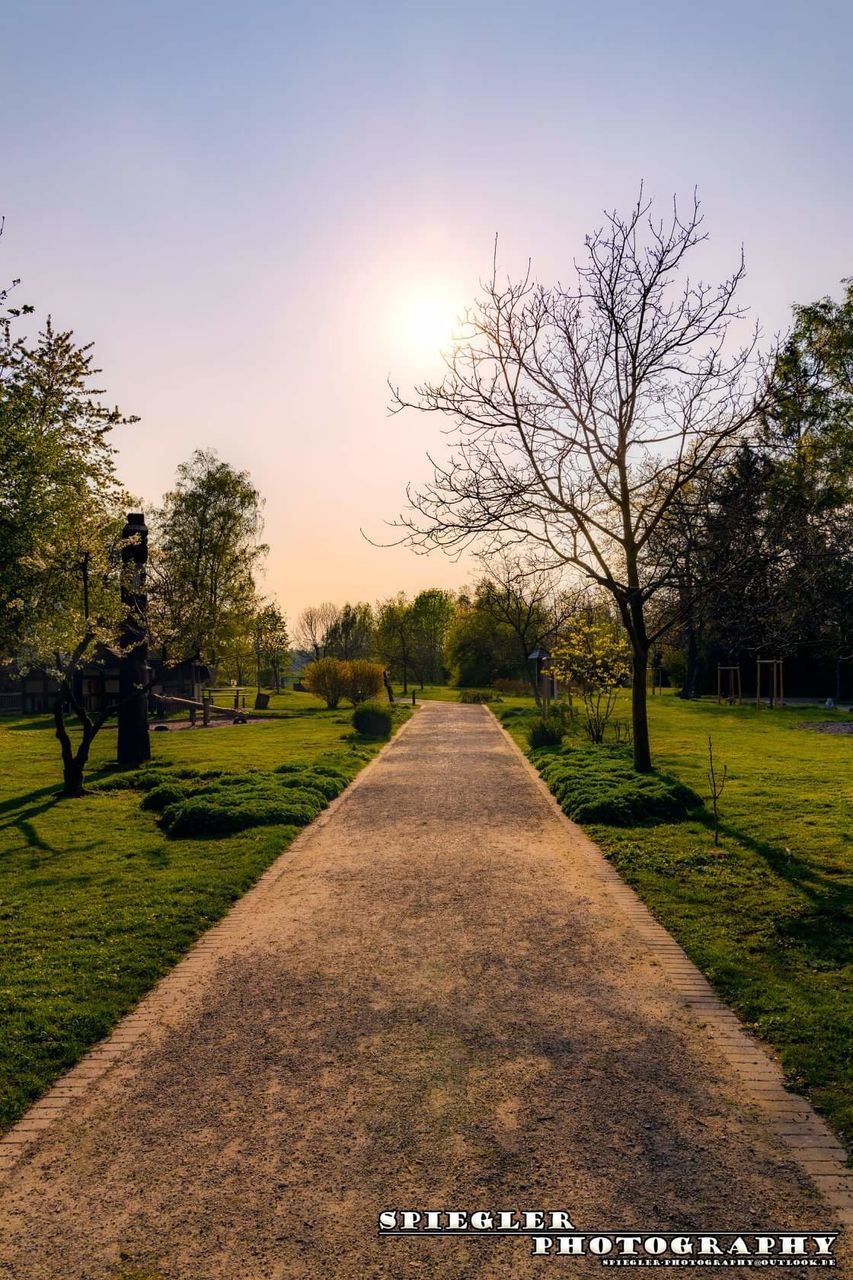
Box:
<box><xmin>393</xmin><ymin>286</ymin><xmax>459</xmax><ymax>360</ymax></box>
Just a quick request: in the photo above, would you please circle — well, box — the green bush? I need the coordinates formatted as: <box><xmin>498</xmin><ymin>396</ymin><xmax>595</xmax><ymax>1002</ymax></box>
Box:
<box><xmin>92</xmin><ymin>757</ymin><xmax>356</xmax><ymax>839</ymax></box>
<box><xmin>160</xmin><ymin>779</ymin><xmax>327</xmax><ymax>837</ymax></box>
<box><xmin>346</xmin><ymin>659</ymin><xmax>385</xmax><ymax>706</ymax></box>
<box><xmin>91</xmin><ymin>765</ymin><xmax>224</xmax><ymax>794</ymax></box>
<box><xmin>140</xmin><ymin>781</ymin><xmax>192</xmax><ymax>812</ymax></box>
<box><xmin>459</xmin><ymin>689</ymin><xmax>502</xmax><ymax>704</ymax></box>
<box><xmin>536</xmin><ymin>744</ymin><xmax>702</xmax><ymax>826</ymax></box>
<box><xmin>302</xmin><ymin>656</ymin><xmax>350</xmax><ymax>708</ymax></box>
<box><xmin>527</xmin><ymin>713</ymin><xmax>567</xmax><ymax>749</ymax></box>
<box><xmin>352</xmin><ymin>701</ymin><xmax>393</xmax><ymax>739</ymax></box>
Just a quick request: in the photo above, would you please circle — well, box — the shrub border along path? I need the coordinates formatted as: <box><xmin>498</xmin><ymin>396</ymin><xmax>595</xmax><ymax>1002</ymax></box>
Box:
<box><xmin>0</xmin><ymin>715</ymin><xmax>418</xmax><ymax>1181</ymax></box>
<box><xmin>491</xmin><ymin>713</ymin><xmax>853</xmax><ymax>1229</ymax></box>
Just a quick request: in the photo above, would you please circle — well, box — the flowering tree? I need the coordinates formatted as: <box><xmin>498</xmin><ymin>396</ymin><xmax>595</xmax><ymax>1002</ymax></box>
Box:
<box><xmin>1</xmin><ymin>306</ymin><xmax>139</xmax><ymax>795</ymax></box>
<box><xmin>551</xmin><ymin>615</ymin><xmax>630</xmax><ymax>743</ymax></box>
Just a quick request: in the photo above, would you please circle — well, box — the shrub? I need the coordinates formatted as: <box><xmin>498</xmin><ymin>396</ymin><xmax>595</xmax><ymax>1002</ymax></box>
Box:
<box><xmin>352</xmin><ymin>700</ymin><xmax>393</xmax><ymax>739</ymax></box>
<box><xmin>527</xmin><ymin>714</ymin><xmax>566</xmax><ymax>749</ymax></box>
<box><xmin>142</xmin><ymin>762</ymin><xmax>356</xmax><ymax>838</ymax></box>
<box><xmin>140</xmin><ymin>781</ymin><xmax>192</xmax><ymax>812</ymax></box>
<box><xmin>161</xmin><ymin>789</ymin><xmax>324</xmax><ymax>838</ymax></box>
<box><xmin>302</xmin><ymin>657</ymin><xmax>350</xmax><ymax>708</ymax></box>
<box><xmin>551</xmin><ymin>615</ymin><xmax>630</xmax><ymax>743</ymax></box>
<box><xmin>536</xmin><ymin>744</ymin><xmax>702</xmax><ymax>826</ymax></box>
<box><xmin>459</xmin><ymin>689</ymin><xmax>502</xmax><ymax>704</ymax></box>
<box><xmin>346</xmin><ymin>659</ymin><xmax>385</xmax><ymax>706</ymax></box>
<box><xmin>493</xmin><ymin>678</ymin><xmax>533</xmax><ymax>696</ymax></box>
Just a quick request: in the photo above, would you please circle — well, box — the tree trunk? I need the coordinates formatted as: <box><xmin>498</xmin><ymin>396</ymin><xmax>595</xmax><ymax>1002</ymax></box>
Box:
<box><xmin>520</xmin><ymin>639</ymin><xmax>542</xmax><ymax>707</ymax></box>
<box><xmin>630</xmin><ymin>645</ymin><xmax>652</xmax><ymax>773</ymax></box>
<box><xmin>678</xmin><ymin>623</ymin><xmax>699</xmax><ymax>699</ymax></box>
<box><xmin>54</xmin><ymin>696</ymin><xmax>96</xmax><ymax>797</ymax></box>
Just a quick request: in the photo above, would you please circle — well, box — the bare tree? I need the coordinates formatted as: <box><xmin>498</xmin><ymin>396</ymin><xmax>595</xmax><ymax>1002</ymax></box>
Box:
<box><xmin>391</xmin><ymin>190</ymin><xmax>764</xmax><ymax>771</ymax></box>
<box><xmin>476</xmin><ymin>553</ymin><xmax>580</xmax><ymax>704</ymax></box>
<box><xmin>294</xmin><ymin>602</ymin><xmax>339</xmax><ymax>660</ymax></box>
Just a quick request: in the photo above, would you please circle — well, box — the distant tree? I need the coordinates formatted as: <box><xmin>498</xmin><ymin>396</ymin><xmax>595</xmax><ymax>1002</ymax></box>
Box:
<box><xmin>375</xmin><ymin>593</ymin><xmax>416</xmax><ymax>692</ymax></box>
<box><xmin>392</xmin><ymin>191</ymin><xmax>763</xmax><ymax>771</ymax></box>
<box><xmin>409</xmin><ymin>588</ymin><xmax>455</xmax><ymax>687</ymax></box>
<box><xmin>253</xmin><ymin>600</ymin><xmax>289</xmax><ymax>692</ymax></box>
<box><xmin>476</xmin><ymin>555</ymin><xmax>580</xmax><ymax>704</ymax></box>
<box><xmin>294</xmin><ymin>602</ymin><xmax>339</xmax><ymax>660</ymax></box>
<box><xmin>445</xmin><ymin>590</ymin><xmax>520</xmax><ymax>688</ymax></box>
<box><xmin>325</xmin><ymin>602</ymin><xmax>374</xmax><ymax>660</ymax></box>
<box><xmin>762</xmin><ymin>281</ymin><xmax>853</xmax><ymax>695</ymax></box>
<box><xmin>149</xmin><ymin>450</ymin><xmax>267</xmax><ymax>671</ymax></box>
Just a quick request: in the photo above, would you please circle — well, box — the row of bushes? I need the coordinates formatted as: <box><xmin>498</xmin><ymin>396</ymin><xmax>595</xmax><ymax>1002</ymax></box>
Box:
<box><xmin>534</xmin><ymin>743</ymin><xmax>702</xmax><ymax>826</ymax></box>
<box><xmin>92</xmin><ymin>759</ymin><xmax>355</xmax><ymax>839</ymax></box>
<box><xmin>89</xmin><ymin>698</ymin><xmax>400</xmax><ymax>838</ymax></box>
<box><xmin>303</xmin><ymin>658</ymin><xmax>386</xmax><ymax>708</ymax></box>
<box><xmin>496</xmin><ymin>705</ymin><xmax>701</xmax><ymax>827</ymax></box>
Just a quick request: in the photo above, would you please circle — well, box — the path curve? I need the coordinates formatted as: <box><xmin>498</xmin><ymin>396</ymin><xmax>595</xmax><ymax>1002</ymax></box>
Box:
<box><xmin>0</xmin><ymin>702</ymin><xmax>848</xmax><ymax>1278</ymax></box>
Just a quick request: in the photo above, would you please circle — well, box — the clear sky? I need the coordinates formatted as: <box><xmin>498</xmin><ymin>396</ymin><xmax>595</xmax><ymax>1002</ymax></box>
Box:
<box><xmin>2</xmin><ymin>0</ymin><xmax>851</xmax><ymax>622</ymax></box>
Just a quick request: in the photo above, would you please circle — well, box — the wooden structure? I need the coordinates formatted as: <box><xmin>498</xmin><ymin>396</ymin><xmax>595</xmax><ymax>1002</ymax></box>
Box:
<box><xmin>117</xmin><ymin>513</ymin><xmax>150</xmax><ymax>767</ymax></box>
<box><xmin>717</xmin><ymin>664</ymin><xmax>742</xmax><ymax>705</ymax></box>
<box><xmin>756</xmin><ymin>658</ymin><xmax>784</xmax><ymax>708</ymax></box>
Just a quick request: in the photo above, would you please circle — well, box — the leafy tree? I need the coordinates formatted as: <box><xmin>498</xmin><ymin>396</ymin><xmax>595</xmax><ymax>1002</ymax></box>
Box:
<box><xmin>375</xmin><ymin>593</ymin><xmax>416</xmax><ymax>692</ymax></box>
<box><xmin>762</xmin><ymin>282</ymin><xmax>853</xmax><ymax>694</ymax></box>
<box><xmin>0</xmin><ymin>309</ymin><xmax>138</xmax><ymax>795</ymax></box>
<box><xmin>253</xmin><ymin>600</ymin><xmax>289</xmax><ymax>692</ymax></box>
<box><xmin>149</xmin><ymin>450</ymin><xmax>266</xmax><ymax>671</ymax></box>
<box><xmin>445</xmin><ymin>590</ymin><xmax>520</xmax><ymax>687</ymax></box>
<box><xmin>409</xmin><ymin>588</ymin><xmax>455</xmax><ymax>687</ymax></box>
<box><xmin>551</xmin><ymin>611</ymin><xmax>630</xmax><ymax>743</ymax></box>
<box><xmin>325</xmin><ymin>602</ymin><xmax>374</xmax><ymax>660</ymax></box>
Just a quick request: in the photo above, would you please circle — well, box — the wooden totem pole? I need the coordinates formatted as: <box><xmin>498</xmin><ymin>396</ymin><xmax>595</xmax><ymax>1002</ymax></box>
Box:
<box><xmin>117</xmin><ymin>512</ymin><xmax>151</xmax><ymax>766</ymax></box>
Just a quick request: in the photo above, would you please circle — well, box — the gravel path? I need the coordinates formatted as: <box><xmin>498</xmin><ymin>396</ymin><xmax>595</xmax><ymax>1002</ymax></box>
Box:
<box><xmin>0</xmin><ymin>703</ymin><xmax>846</xmax><ymax>1278</ymax></box>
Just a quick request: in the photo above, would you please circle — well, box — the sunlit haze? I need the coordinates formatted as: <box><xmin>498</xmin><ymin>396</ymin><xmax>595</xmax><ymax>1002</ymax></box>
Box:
<box><xmin>2</xmin><ymin>0</ymin><xmax>851</xmax><ymax>621</ymax></box>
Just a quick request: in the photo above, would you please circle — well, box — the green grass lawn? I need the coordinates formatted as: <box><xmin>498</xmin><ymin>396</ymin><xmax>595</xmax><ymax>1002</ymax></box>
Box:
<box><xmin>499</xmin><ymin>691</ymin><xmax>853</xmax><ymax>1147</ymax></box>
<box><xmin>0</xmin><ymin>701</ymin><xmax>404</xmax><ymax>1131</ymax></box>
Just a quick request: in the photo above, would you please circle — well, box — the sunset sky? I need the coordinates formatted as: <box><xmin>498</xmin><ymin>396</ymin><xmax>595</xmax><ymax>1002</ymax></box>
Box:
<box><xmin>3</xmin><ymin>0</ymin><xmax>851</xmax><ymax>622</ymax></box>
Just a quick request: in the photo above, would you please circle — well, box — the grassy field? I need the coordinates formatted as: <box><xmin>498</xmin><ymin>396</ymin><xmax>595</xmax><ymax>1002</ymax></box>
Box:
<box><xmin>0</xmin><ymin>697</ymin><xmax>404</xmax><ymax>1131</ymax></box>
<box><xmin>499</xmin><ymin>691</ymin><xmax>853</xmax><ymax>1146</ymax></box>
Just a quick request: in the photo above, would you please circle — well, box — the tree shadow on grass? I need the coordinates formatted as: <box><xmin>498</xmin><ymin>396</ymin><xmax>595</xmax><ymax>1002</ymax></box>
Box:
<box><xmin>0</xmin><ymin>784</ymin><xmax>62</xmax><ymax>817</ymax></box>
<box><xmin>0</xmin><ymin>791</ymin><xmax>65</xmax><ymax>856</ymax></box>
<box><xmin>710</xmin><ymin>816</ymin><xmax>853</xmax><ymax>967</ymax></box>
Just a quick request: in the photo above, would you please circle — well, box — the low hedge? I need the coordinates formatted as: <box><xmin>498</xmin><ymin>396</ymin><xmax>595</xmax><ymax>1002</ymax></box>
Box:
<box><xmin>352</xmin><ymin>701</ymin><xmax>393</xmax><ymax>739</ymax></box>
<box><xmin>93</xmin><ymin>757</ymin><xmax>356</xmax><ymax>838</ymax></box>
<box><xmin>535</xmin><ymin>744</ymin><xmax>702</xmax><ymax>826</ymax></box>
<box><xmin>527</xmin><ymin>714</ymin><xmax>567</xmax><ymax>749</ymax></box>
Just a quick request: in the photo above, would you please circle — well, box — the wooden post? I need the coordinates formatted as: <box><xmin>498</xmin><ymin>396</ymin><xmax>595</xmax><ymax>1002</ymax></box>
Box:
<box><xmin>117</xmin><ymin>513</ymin><xmax>151</xmax><ymax>766</ymax></box>
<box><xmin>203</xmin><ymin>695</ymin><xmax>210</xmax><ymax>728</ymax></box>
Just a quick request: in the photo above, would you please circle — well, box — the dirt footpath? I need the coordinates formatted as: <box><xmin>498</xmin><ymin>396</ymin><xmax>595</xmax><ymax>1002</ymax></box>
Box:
<box><xmin>0</xmin><ymin>703</ymin><xmax>846</xmax><ymax>1279</ymax></box>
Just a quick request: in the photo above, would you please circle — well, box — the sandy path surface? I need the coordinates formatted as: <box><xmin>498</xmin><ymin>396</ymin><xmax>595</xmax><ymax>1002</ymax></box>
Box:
<box><xmin>0</xmin><ymin>703</ymin><xmax>845</xmax><ymax>1279</ymax></box>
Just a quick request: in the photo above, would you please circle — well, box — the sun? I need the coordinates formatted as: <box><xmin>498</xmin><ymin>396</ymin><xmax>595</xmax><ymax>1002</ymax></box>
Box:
<box><xmin>393</xmin><ymin>286</ymin><xmax>459</xmax><ymax>360</ymax></box>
